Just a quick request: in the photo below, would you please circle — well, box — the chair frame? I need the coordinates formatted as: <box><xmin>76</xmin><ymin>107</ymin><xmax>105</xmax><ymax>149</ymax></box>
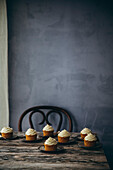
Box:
<box><xmin>18</xmin><ymin>106</ymin><xmax>72</xmax><ymax>132</ymax></box>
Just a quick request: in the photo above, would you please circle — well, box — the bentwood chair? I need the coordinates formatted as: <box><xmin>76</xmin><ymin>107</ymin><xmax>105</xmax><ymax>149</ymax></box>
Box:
<box><xmin>18</xmin><ymin>106</ymin><xmax>72</xmax><ymax>132</ymax></box>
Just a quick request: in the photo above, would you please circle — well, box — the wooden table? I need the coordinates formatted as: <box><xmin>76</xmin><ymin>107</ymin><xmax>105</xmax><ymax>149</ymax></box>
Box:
<box><xmin>0</xmin><ymin>132</ymin><xmax>110</xmax><ymax>169</ymax></box>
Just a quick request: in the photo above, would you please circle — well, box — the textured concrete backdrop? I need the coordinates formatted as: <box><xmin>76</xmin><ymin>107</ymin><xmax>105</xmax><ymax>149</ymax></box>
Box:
<box><xmin>7</xmin><ymin>0</ymin><xmax>113</xmax><ymax>168</ymax></box>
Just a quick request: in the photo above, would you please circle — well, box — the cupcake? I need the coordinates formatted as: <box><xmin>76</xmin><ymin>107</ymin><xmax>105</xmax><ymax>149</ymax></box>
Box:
<box><xmin>84</xmin><ymin>133</ymin><xmax>97</xmax><ymax>147</ymax></box>
<box><xmin>58</xmin><ymin>129</ymin><xmax>70</xmax><ymax>143</ymax></box>
<box><xmin>44</xmin><ymin>137</ymin><xmax>57</xmax><ymax>151</ymax></box>
<box><xmin>80</xmin><ymin>128</ymin><xmax>91</xmax><ymax>139</ymax></box>
<box><xmin>25</xmin><ymin>128</ymin><xmax>37</xmax><ymax>141</ymax></box>
<box><xmin>1</xmin><ymin>127</ymin><xmax>13</xmax><ymax>139</ymax></box>
<box><xmin>43</xmin><ymin>124</ymin><xmax>54</xmax><ymax>137</ymax></box>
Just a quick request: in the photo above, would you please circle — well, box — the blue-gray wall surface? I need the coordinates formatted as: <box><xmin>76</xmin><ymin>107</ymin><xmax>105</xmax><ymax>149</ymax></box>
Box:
<box><xmin>7</xmin><ymin>0</ymin><xmax>113</xmax><ymax>168</ymax></box>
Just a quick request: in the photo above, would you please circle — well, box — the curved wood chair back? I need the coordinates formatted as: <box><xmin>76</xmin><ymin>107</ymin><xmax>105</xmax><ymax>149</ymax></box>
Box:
<box><xmin>18</xmin><ymin>106</ymin><xmax>72</xmax><ymax>132</ymax></box>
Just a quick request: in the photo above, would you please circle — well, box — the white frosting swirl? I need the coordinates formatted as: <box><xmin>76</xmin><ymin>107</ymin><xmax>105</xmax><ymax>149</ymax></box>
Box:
<box><xmin>80</xmin><ymin>128</ymin><xmax>91</xmax><ymax>134</ymax></box>
<box><xmin>58</xmin><ymin>129</ymin><xmax>70</xmax><ymax>137</ymax></box>
<box><xmin>1</xmin><ymin>127</ymin><xmax>13</xmax><ymax>133</ymax></box>
<box><xmin>43</xmin><ymin>124</ymin><xmax>54</xmax><ymax>131</ymax></box>
<box><xmin>25</xmin><ymin>128</ymin><xmax>37</xmax><ymax>136</ymax></box>
<box><xmin>44</xmin><ymin>137</ymin><xmax>57</xmax><ymax>145</ymax></box>
<box><xmin>84</xmin><ymin>133</ymin><xmax>97</xmax><ymax>141</ymax></box>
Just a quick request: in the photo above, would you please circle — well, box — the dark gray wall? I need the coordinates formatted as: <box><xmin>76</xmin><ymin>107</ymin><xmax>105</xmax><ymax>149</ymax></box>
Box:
<box><xmin>7</xmin><ymin>0</ymin><xmax>113</xmax><ymax>167</ymax></box>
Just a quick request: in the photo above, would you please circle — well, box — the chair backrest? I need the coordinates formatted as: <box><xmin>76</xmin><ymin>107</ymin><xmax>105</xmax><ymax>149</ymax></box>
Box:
<box><xmin>18</xmin><ymin>106</ymin><xmax>72</xmax><ymax>132</ymax></box>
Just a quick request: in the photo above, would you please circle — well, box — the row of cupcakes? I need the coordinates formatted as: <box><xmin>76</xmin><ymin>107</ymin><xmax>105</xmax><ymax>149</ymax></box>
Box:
<box><xmin>25</xmin><ymin>124</ymin><xmax>71</xmax><ymax>143</ymax></box>
<box><xmin>0</xmin><ymin>125</ymin><xmax>70</xmax><ymax>143</ymax></box>
<box><xmin>80</xmin><ymin>127</ymin><xmax>97</xmax><ymax>147</ymax></box>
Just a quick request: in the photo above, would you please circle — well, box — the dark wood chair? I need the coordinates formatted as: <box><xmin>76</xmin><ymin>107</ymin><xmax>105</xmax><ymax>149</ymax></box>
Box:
<box><xmin>18</xmin><ymin>106</ymin><xmax>72</xmax><ymax>132</ymax></box>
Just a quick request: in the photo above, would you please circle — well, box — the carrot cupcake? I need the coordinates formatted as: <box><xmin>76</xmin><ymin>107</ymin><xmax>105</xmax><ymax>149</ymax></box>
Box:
<box><xmin>25</xmin><ymin>128</ymin><xmax>37</xmax><ymax>141</ymax></box>
<box><xmin>44</xmin><ymin>137</ymin><xmax>57</xmax><ymax>151</ymax></box>
<box><xmin>58</xmin><ymin>129</ymin><xmax>70</xmax><ymax>143</ymax></box>
<box><xmin>80</xmin><ymin>128</ymin><xmax>91</xmax><ymax>139</ymax></box>
<box><xmin>84</xmin><ymin>133</ymin><xmax>97</xmax><ymax>147</ymax></box>
<box><xmin>43</xmin><ymin>124</ymin><xmax>54</xmax><ymax>137</ymax></box>
<box><xmin>1</xmin><ymin>127</ymin><xmax>13</xmax><ymax>139</ymax></box>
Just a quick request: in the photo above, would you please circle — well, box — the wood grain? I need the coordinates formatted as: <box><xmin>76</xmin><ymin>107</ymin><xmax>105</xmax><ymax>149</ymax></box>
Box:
<box><xmin>0</xmin><ymin>132</ymin><xmax>110</xmax><ymax>169</ymax></box>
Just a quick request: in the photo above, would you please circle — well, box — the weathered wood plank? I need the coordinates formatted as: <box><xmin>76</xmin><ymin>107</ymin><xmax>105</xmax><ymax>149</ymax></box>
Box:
<box><xmin>0</xmin><ymin>132</ymin><xmax>110</xmax><ymax>169</ymax></box>
<box><xmin>0</xmin><ymin>162</ymin><xmax>110</xmax><ymax>170</ymax></box>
